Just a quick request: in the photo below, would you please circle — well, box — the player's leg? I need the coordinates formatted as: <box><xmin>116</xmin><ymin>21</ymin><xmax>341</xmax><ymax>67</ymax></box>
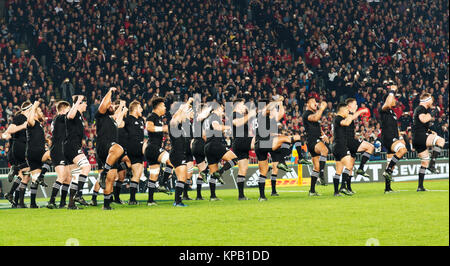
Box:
<box><xmin>99</xmin><ymin>144</ymin><xmax>125</xmax><ymax>185</ymax></box>
<box><xmin>211</xmin><ymin>150</ymin><xmax>238</xmax><ymax>182</ymax></box>
<box><xmin>208</xmin><ymin>163</ymin><xmax>220</xmax><ymax>200</ymax></box>
<box><xmin>29</xmin><ymin>168</ymin><xmax>43</xmax><ymax>208</ymax></box>
<box><xmin>60</xmin><ymin>165</ymin><xmax>71</xmax><ymax>208</ymax></box>
<box><xmin>257</xmin><ymin>159</ymin><xmax>269</xmax><ymax>201</ymax></box>
<box><xmin>35</xmin><ymin>150</ymin><xmax>52</xmax><ymax>187</ymax></box>
<box><xmin>90</xmin><ymin>178</ymin><xmax>101</xmax><ymax>206</ymax></box>
<box><xmin>314</xmin><ymin>141</ymin><xmax>328</xmax><ymax>185</ymax></box>
<box><xmin>68</xmin><ymin>164</ymin><xmax>82</xmax><ymax>209</ymax></box>
<box><xmin>72</xmin><ymin>154</ymin><xmax>91</xmax><ymax>205</ymax></box>
<box><xmin>309</xmin><ymin>156</ymin><xmax>320</xmax><ymax>195</ymax></box>
<box><xmin>333</xmin><ymin>161</ymin><xmax>344</xmax><ymax>196</ymax></box>
<box><xmin>147</xmin><ymin>164</ymin><xmax>160</xmax><ymax>205</ymax></box>
<box><xmin>339</xmin><ymin>156</ymin><xmax>354</xmax><ymax>196</ymax></box>
<box><xmin>129</xmin><ymin>163</ymin><xmax>143</xmax><ymax>205</ymax></box>
<box><xmin>383</xmin><ymin>140</ymin><xmax>408</xmax><ymax>192</ymax></box>
<box><xmin>103</xmin><ymin>169</ymin><xmax>118</xmax><ymax>210</ymax></box>
<box><xmin>113</xmin><ymin>169</ymin><xmax>126</xmax><ymax>204</ymax></box>
<box><xmin>174</xmin><ymin>164</ymin><xmax>188</xmax><ymax>207</ymax></box>
<box><xmin>237</xmin><ymin>158</ymin><xmax>249</xmax><ymax>200</ymax></box>
<box><xmin>47</xmin><ymin>165</ymin><xmax>67</xmax><ymax>208</ymax></box>
<box><xmin>183</xmin><ymin>161</ymin><xmax>194</xmax><ymax>200</ymax></box>
<box><xmin>17</xmin><ymin>169</ymin><xmax>30</xmax><ymax>208</ymax></box>
<box><xmin>355</xmin><ymin>141</ymin><xmax>375</xmax><ymax>177</ymax></box>
<box><xmin>270</xmin><ymin>161</ymin><xmax>279</xmax><ymax>196</ymax></box>
<box><xmin>157</xmin><ymin>151</ymin><xmax>173</xmax><ymax>192</ymax></box>
<box><xmin>426</xmin><ymin>134</ymin><xmax>445</xmax><ymax>173</ymax></box>
<box><xmin>417</xmin><ymin>150</ymin><xmax>430</xmax><ymax>191</ymax></box>
<box><xmin>195</xmin><ymin>160</ymin><xmax>208</xmax><ymax>200</ymax></box>
<box><xmin>346</xmin><ymin>157</ymin><xmax>355</xmax><ymax>194</ymax></box>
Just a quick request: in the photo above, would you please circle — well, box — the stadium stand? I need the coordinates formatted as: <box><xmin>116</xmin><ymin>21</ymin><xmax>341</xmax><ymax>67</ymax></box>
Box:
<box><xmin>0</xmin><ymin>0</ymin><xmax>448</xmax><ymax>166</ymax></box>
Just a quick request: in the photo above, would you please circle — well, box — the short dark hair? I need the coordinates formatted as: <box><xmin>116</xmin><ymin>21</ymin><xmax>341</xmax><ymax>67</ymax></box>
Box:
<box><xmin>345</xmin><ymin>98</ymin><xmax>356</xmax><ymax>105</ymax></box>
<box><xmin>56</xmin><ymin>101</ymin><xmax>70</xmax><ymax>112</ymax></box>
<box><xmin>337</xmin><ymin>103</ymin><xmax>347</xmax><ymax>111</ymax></box>
<box><xmin>233</xmin><ymin>98</ymin><xmax>245</xmax><ymax>104</ymax></box>
<box><xmin>20</xmin><ymin>101</ymin><xmax>32</xmax><ymax>112</ymax></box>
<box><xmin>151</xmin><ymin>97</ymin><xmax>165</xmax><ymax>109</ymax></box>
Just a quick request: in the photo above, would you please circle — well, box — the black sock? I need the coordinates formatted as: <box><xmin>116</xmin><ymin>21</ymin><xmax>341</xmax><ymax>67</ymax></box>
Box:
<box><xmin>333</xmin><ymin>175</ymin><xmax>340</xmax><ymax>193</ymax></box>
<box><xmin>258</xmin><ymin>174</ymin><xmax>266</xmax><ymax>198</ymax></box>
<box><xmin>175</xmin><ymin>181</ymin><xmax>185</xmax><ymax>204</ymax></box>
<box><xmin>183</xmin><ymin>180</ymin><xmax>190</xmax><ymax>198</ymax></box>
<box><xmin>340</xmin><ymin>172</ymin><xmax>349</xmax><ymax>190</ymax></box>
<box><xmin>69</xmin><ymin>182</ymin><xmax>78</xmax><ymax>205</ymax></box>
<box><xmin>162</xmin><ymin>165</ymin><xmax>173</xmax><ymax>186</ymax></box>
<box><xmin>61</xmin><ymin>184</ymin><xmax>69</xmax><ymax>205</ymax></box>
<box><xmin>359</xmin><ymin>152</ymin><xmax>371</xmax><ymax>170</ymax></box>
<box><xmin>387</xmin><ymin>155</ymin><xmax>400</xmax><ymax>173</ymax></box>
<box><xmin>418</xmin><ymin>166</ymin><xmax>426</xmax><ymax>188</ymax></box>
<box><xmin>30</xmin><ymin>183</ymin><xmax>38</xmax><ymax>205</ymax></box>
<box><xmin>310</xmin><ymin>170</ymin><xmax>319</xmax><ymax>193</ymax></box>
<box><xmin>218</xmin><ymin>158</ymin><xmax>238</xmax><ymax>175</ymax></box>
<box><xmin>293</xmin><ymin>141</ymin><xmax>303</xmax><ymax>159</ymax></box>
<box><xmin>50</xmin><ymin>181</ymin><xmax>62</xmax><ymax>203</ymax></box>
<box><xmin>76</xmin><ymin>174</ymin><xmax>87</xmax><ymax>197</ymax></box>
<box><xmin>429</xmin><ymin>146</ymin><xmax>441</xmax><ymax>169</ymax></box>
<box><xmin>385</xmin><ymin>179</ymin><xmax>391</xmax><ymax>191</ymax></box>
<box><xmin>237</xmin><ymin>175</ymin><xmax>245</xmax><ymax>198</ymax></box>
<box><xmin>148</xmin><ymin>180</ymin><xmax>156</xmax><ymax>202</ymax></box>
<box><xmin>104</xmin><ymin>194</ymin><xmax>112</xmax><ymax>207</ymax></box>
<box><xmin>209</xmin><ymin>179</ymin><xmax>217</xmax><ymax>198</ymax></box>
<box><xmin>130</xmin><ymin>181</ymin><xmax>138</xmax><ymax>201</ymax></box>
<box><xmin>9</xmin><ymin>177</ymin><xmax>22</xmax><ymax>194</ymax></box>
<box><xmin>196</xmin><ymin>178</ymin><xmax>203</xmax><ymax>198</ymax></box>
<box><xmin>40</xmin><ymin>162</ymin><xmax>51</xmax><ymax>177</ymax></box>
<box><xmin>113</xmin><ymin>181</ymin><xmax>123</xmax><ymax>201</ymax></box>
<box><xmin>347</xmin><ymin>175</ymin><xmax>353</xmax><ymax>191</ymax></box>
<box><xmin>319</xmin><ymin>156</ymin><xmax>327</xmax><ymax>176</ymax></box>
<box><xmin>14</xmin><ymin>187</ymin><xmax>20</xmax><ymax>204</ymax></box>
<box><xmin>92</xmin><ymin>190</ymin><xmax>98</xmax><ymax>201</ymax></box>
<box><xmin>18</xmin><ymin>182</ymin><xmax>27</xmax><ymax>205</ymax></box>
<box><xmin>270</xmin><ymin>174</ymin><xmax>277</xmax><ymax>193</ymax></box>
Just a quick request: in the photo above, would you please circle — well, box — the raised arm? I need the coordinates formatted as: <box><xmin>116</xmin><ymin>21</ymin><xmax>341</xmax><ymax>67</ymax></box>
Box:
<box><xmin>26</xmin><ymin>101</ymin><xmax>40</xmax><ymax>127</ymax></box>
<box><xmin>5</xmin><ymin>120</ymin><xmax>27</xmax><ymax>135</ymax></box>
<box><xmin>233</xmin><ymin>108</ymin><xmax>256</xmax><ymax>127</ymax></box>
<box><xmin>67</xmin><ymin>95</ymin><xmax>83</xmax><ymax>119</ymax></box>
<box><xmin>307</xmin><ymin>102</ymin><xmax>327</xmax><ymax>122</ymax></box>
<box><xmin>340</xmin><ymin>109</ymin><xmax>367</xmax><ymax>126</ymax></box>
<box><xmin>113</xmin><ymin>101</ymin><xmax>127</xmax><ymax>127</ymax></box>
<box><xmin>382</xmin><ymin>85</ymin><xmax>397</xmax><ymax>111</ymax></box>
<box><xmin>98</xmin><ymin>87</ymin><xmax>116</xmax><ymax>114</ymax></box>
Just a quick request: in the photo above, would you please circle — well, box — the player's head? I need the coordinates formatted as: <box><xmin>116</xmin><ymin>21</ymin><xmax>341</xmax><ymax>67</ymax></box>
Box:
<box><xmin>35</xmin><ymin>105</ymin><xmax>44</xmax><ymax>122</ymax></box>
<box><xmin>151</xmin><ymin>97</ymin><xmax>166</xmax><ymax>115</ymax></box>
<box><xmin>337</xmin><ymin>103</ymin><xmax>349</xmax><ymax>117</ymax></box>
<box><xmin>306</xmin><ymin>97</ymin><xmax>318</xmax><ymax>111</ymax></box>
<box><xmin>382</xmin><ymin>94</ymin><xmax>397</xmax><ymax>108</ymax></box>
<box><xmin>20</xmin><ymin>101</ymin><xmax>32</xmax><ymax>114</ymax></box>
<box><xmin>233</xmin><ymin>98</ymin><xmax>246</xmax><ymax>113</ymax></box>
<box><xmin>129</xmin><ymin>100</ymin><xmax>142</xmax><ymax>117</ymax></box>
<box><xmin>420</xmin><ymin>93</ymin><xmax>433</xmax><ymax>109</ymax></box>
<box><xmin>56</xmin><ymin>101</ymin><xmax>71</xmax><ymax>115</ymax></box>
<box><xmin>213</xmin><ymin>102</ymin><xmax>224</xmax><ymax>116</ymax></box>
<box><xmin>72</xmin><ymin>95</ymin><xmax>87</xmax><ymax>112</ymax></box>
<box><xmin>345</xmin><ymin>98</ymin><xmax>357</xmax><ymax>113</ymax></box>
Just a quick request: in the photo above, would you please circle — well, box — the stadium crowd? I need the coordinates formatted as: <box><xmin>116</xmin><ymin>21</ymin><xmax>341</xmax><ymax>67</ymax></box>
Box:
<box><xmin>0</xmin><ymin>0</ymin><xmax>449</xmax><ymax>167</ymax></box>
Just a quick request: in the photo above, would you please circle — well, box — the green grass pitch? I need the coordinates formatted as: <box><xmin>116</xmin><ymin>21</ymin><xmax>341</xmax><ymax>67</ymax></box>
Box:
<box><xmin>0</xmin><ymin>180</ymin><xmax>448</xmax><ymax>246</ymax></box>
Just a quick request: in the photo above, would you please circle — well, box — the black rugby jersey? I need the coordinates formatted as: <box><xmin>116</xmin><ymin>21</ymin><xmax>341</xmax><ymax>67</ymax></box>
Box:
<box><xmin>95</xmin><ymin>111</ymin><xmax>118</xmax><ymax>144</ymax></box>
<box><xmin>26</xmin><ymin>121</ymin><xmax>45</xmax><ymax>152</ymax></box>
<box><xmin>51</xmin><ymin>114</ymin><xmax>66</xmax><ymax>148</ymax></box>
<box><xmin>333</xmin><ymin>115</ymin><xmax>347</xmax><ymax>147</ymax></box>
<box><xmin>12</xmin><ymin>114</ymin><xmax>27</xmax><ymax>143</ymax></box>
<box><xmin>147</xmin><ymin>112</ymin><xmax>164</xmax><ymax>148</ymax></box>
<box><xmin>379</xmin><ymin>108</ymin><xmax>399</xmax><ymax>140</ymax></box>
<box><xmin>412</xmin><ymin>105</ymin><xmax>430</xmax><ymax>137</ymax></box>
<box><xmin>302</xmin><ymin>110</ymin><xmax>321</xmax><ymax>143</ymax></box>
<box><xmin>65</xmin><ymin>111</ymin><xmax>84</xmax><ymax>145</ymax></box>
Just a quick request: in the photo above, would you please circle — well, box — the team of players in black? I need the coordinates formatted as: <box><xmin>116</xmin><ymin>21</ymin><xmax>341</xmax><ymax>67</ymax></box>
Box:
<box><xmin>1</xmin><ymin>83</ymin><xmax>446</xmax><ymax>209</ymax></box>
